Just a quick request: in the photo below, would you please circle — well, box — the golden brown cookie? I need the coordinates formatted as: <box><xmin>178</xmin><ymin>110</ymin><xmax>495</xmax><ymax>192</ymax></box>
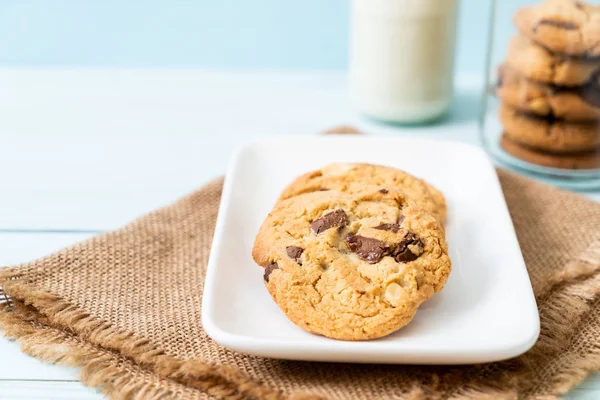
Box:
<box><xmin>505</xmin><ymin>35</ymin><xmax>600</xmax><ymax>87</ymax></box>
<box><xmin>500</xmin><ymin>134</ymin><xmax>600</xmax><ymax>169</ymax></box>
<box><xmin>279</xmin><ymin>163</ymin><xmax>447</xmax><ymax>224</ymax></box>
<box><xmin>514</xmin><ymin>0</ymin><xmax>600</xmax><ymax>58</ymax></box>
<box><xmin>500</xmin><ymin>104</ymin><xmax>600</xmax><ymax>153</ymax></box>
<box><xmin>252</xmin><ymin>188</ymin><xmax>451</xmax><ymax>341</ymax></box>
<box><xmin>497</xmin><ymin>65</ymin><xmax>600</xmax><ymax>121</ymax></box>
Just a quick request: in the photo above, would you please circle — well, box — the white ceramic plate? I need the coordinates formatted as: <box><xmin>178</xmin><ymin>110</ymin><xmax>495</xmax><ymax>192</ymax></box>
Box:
<box><xmin>202</xmin><ymin>136</ymin><xmax>540</xmax><ymax>365</ymax></box>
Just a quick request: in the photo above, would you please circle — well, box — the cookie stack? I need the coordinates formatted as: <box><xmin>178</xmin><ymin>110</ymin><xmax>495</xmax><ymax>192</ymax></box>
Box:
<box><xmin>252</xmin><ymin>163</ymin><xmax>451</xmax><ymax>341</ymax></box>
<box><xmin>496</xmin><ymin>0</ymin><xmax>600</xmax><ymax>169</ymax></box>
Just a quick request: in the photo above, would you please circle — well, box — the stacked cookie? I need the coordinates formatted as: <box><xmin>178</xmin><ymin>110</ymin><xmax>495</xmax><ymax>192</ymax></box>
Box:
<box><xmin>252</xmin><ymin>163</ymin><xmax>451</xmax><ymax>340</ymax></box>
<box><xmin>496</xmin><ymin>0</ymin><xmax>600</xmax><ymax>169</ymax></box>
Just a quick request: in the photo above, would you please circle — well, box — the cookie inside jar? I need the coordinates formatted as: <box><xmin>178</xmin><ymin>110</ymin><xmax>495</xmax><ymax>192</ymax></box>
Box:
<box><xmin>482</xmin><ymin>0</ymin><xmax>600</xmax><ymax>186</ymax></box>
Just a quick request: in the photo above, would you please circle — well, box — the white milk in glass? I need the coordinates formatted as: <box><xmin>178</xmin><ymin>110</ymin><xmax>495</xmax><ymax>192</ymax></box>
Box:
<box><xmin>350</xmin><ymin>0</ymin><xmax>459</xmax><ymax>123</ymax></box>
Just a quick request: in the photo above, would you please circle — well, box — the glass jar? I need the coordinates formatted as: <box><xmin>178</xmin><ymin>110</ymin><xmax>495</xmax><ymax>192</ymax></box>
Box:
<box><xmin>349</xmin><ymin>0</ymin><xmax>459</xmax><ymax>124</ymax></box>
<box><xmin>480</xmin><ymin>0</ymin><xmax>600</xmax><ymax>190</ymax></box>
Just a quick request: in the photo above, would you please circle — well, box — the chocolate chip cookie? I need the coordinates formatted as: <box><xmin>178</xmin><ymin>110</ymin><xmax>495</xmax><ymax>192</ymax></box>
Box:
<box><xmin>500</xmin><ymin>104</ymin><xmax>600</xmax><ymax>153</ymax></box>
<box><xmin>514</xmin><ymin>0</ymin><xmax>600</xmax><ymax>58</ymax></box>
<box><xmin>501</xmin><ymin>134</ymin><xmax>600</xmax><ymax>169</ymax></box>
<box><xmin>252</xmin><ymin>188</ymin><xmax>451</xmax><ymax>341</ymax></box>
<box><xmin>278</xmin><ymin>163</ymin><xmax>447</xmax><ymax>224</ymax></box>
<box><xmin>505</xmin><ymin>35</ymin><xmax>600</xmax><ymax>87</ymax></box>
<box><xmin>497</xmin><ymin>65</ymin><xmax>600</xmax><ymax>121</ymax></box>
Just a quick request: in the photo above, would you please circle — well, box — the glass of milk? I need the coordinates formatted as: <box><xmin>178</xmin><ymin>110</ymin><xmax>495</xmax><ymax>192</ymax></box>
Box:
<box><xmin>349</xmin><ymin>0</ymin><xmax>460</xmax><ymax>123</ymax></box>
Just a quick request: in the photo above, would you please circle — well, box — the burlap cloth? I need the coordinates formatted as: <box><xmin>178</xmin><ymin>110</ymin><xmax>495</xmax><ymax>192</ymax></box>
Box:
<box><xmin>2</xmin><ymin>170</ymin><xmax>600</xmax><ymax>399</ymax></box>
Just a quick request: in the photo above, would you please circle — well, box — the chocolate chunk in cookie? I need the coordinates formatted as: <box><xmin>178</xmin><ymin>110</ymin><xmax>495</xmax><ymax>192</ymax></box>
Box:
<box><xmin>378</xmin><ymin>188</ymin><xmax>389</xmax><ymax>194</ymax></box>
<box><xmin>534</xmin><ymin>19</ymin><xmax>578</xmax><ymax>31</ymax></box>
<box><xmin>346</xmin><ymin>234</ymin><xmax>388</xmax><ymax>264</ymax></box>
<box><xmin>346</xmin><ymin>230</ymin><xmax>424</xmax><ymax>264</ymax></box>
<box><xmin>264</xmin><ymin>262</ymin><xmax>279</xmax><ymax>282</ymax></box>
<box><xmin>374</xmin><ymin>223</ymin><xmax>401</xmax><ymax>233</ymax></box>
<box><xmin>311</xmin><ymin>209</ymin><xmax>349</xmax><ymax>234</ymax></box>
<box><xmin>390</xmin><ymin>233</ymin><xmax>425</xmax><ymax>263</ymax></box>
<box><xmin>374</xmin><ymin>216</ymin><xmax>405</xmax><ymax>233</ymax></box>
<box><xmin>286</xmin><ymin>246</ymin><xmax>304</xmax><ymax>262</ymax></box>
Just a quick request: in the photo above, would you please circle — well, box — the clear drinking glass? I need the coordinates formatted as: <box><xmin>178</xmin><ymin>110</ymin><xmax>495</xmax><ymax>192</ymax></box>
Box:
<box><xmin>349</xmin><ymin>0</ymin><xmax>459</xmax><ymax>124</ymax></box>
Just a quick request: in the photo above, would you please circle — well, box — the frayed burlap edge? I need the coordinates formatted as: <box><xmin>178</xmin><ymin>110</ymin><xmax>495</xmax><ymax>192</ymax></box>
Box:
<box><xmin>0</xmin><ymin>277</ymin><xmax>311</xmax><ymax>400</ymax></box>
<box><xmin>0</xmin><ymin>301</ymin><xmax>203</xmax><ymax>399</ymax></box>
<box><xmin>1</xmin><ymin>209</ymin><xmax>600</xmax><ymax>399</ymax></box>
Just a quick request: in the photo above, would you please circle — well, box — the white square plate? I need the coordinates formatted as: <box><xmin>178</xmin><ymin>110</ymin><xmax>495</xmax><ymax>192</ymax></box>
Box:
<box><xmin>202</xmin><ymin>136</ymin><xmax>539</xmax><ymax>364</ymax></box>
